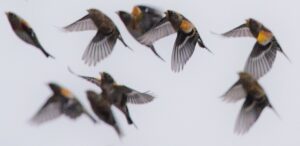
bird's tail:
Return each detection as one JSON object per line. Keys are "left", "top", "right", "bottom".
{"left": 148, "top": 44, "right": 165, "bottom": 62}
{"left": 197, "top": 39, "right": 213, "bottom": 54}
{"left": 118, "top": 35, "right": 133, "bottom": 51}
{"left": 125, "top": 113, "right": 138, "bottom": 128}
{"left": 113, "top": 124, "right": 124, "bottom": 138}
{"left": 268, "top": 103, "right": 281, "bottom": 120}
{"left": 274, "top": 38, "right": 291, "bottom": 62}
{"left": 41, "top": 48, "right": 55, "bottom": 59}
{"left": 280, "top": 50, "right": 291, "bottom": 63}
{"left": 123, "top": 107, "right": 138, "bottom": 129}
{"left": 84, "top": 111, "right": 97, "bottom": 123}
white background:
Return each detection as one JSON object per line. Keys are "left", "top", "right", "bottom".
{"left": 0, "top": 0, "right": 299, "bottom": 146}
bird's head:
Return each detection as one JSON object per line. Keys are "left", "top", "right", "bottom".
{"left": 116, "top": 10, "right": 132, "bottom": 25}
{"left": 99, "top": 72, "right": 115, "bottom": 85}
{"left": 48, "top": 83, "right": 61, "bottom": 94}
{"left": 5, "top": 11, "right": 14, "bottom": 17}
{"left": 165, "top": 10, "right": 182, "bottom": 21}
{"left": 5, "top": 11, "right": 22, "bottom": 24}
{"left": 87, "top": 8, "right": 100, "bottom": 15}
{"left": 245, "top": 18, "right": 261, "bottom": 28}
{"left": 48, "top": 82, "right": 74, "bottom": 99}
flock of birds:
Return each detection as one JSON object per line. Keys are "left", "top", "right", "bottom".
{"left": 4, "top": 4, "right": 290, "bottom": 137}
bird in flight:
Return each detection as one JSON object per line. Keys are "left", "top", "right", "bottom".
{"left": 221, "top": 18, "right": 290, "bottom": 79}
{"left": 86, "top": 90, "right": 123, "bottom": 137}
{"left": 31, "top": 83, "right": 97, "bottom": 124}
{"left": 117, "top": 5, "right": 165, "bottom": 61}
{"left": 222, "top": 72, "right": 280, "bottom": 134}
{"left": 6, "top": 12, "right": 54, "bottom": 58}
{"left": 138, "top": 10, "right": 211, "bottom": 72}
{"left": 63, "top": 8, "right": 131, "bottom": 66}
{"left": 68, "top": 68, "right": 155, "bottom": 127}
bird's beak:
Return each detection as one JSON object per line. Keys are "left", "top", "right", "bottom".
{"left": 115, "top": 11, "right": 120, "bottom": 15}
{"left": 5, "top": 12, "right": 9, "bottom": 16}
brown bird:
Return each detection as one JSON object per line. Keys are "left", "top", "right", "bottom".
{"left": 63, "top": 8, "right": 131, "bottom": 66}
{"left": 68, "top": 68, "right": 155, "bottom": 127}
{"left": 138, "top": 10, "right": 211, "bottom": 72}
{"left": 222, "top": 72, "right": 279, "bottom": 134}
{"left": 221, "top": 18, "right": 290, "bottom": 79}
{"left": 86, "top": 90, "right": 123, "bottom": 137}
{"left": 117, "top": 5, "right": 165, "bottom": 61}
{"left": 31, "top": 83, "right": 97, "bottom": 124}
{"left": 5, "top": 12, "right": 54, "bottom": 58}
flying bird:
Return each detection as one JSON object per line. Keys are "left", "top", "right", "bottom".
{"left": 138, "top": 10, "right": 211, "bottom": 72}
{"left": 5, "top": 12, "right": 54, "bottom": 58}
{"left": 31, "top": 83, "right": 97, "bottom": 124}
{"left": 86, "top": 90, "right": 123, "bottom": 137}
{"left": 63, "top": 8, "right": 131, "bottom": 66}
{"left": 117, "top": 5, "right": 165, "bottom": 61}
{"left": 222, "top": 72, "right": 279, "bottom": 134}
{"left": 68, "top": 68, "right": 155, "bottom": 127}
{"left": 221, "top": 18, "right": 290, "bottom": 79}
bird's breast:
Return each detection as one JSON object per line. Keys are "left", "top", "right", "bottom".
{"left": 257, "top": 30, "right": 273, "bottom": 45}
{"left": 180, "top": 20, "right": 194, "bottom": 33}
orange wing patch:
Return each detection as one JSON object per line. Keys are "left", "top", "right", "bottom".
{"left": 132, "top": 6, "right": 142, "bottom": 18}
{"left": 180, "top": 20, "right": 193, "bottom": 33}
{"left": 257, "top": 30, "right": 273, "bottom": 45}
{"left": 19, "top": 17, "right": 30, "bottom": 27}
{"left": 60, "top": 88, "right": 73, "bottom": 98}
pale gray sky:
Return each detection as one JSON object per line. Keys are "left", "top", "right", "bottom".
{"left": 0, "top": 0, "right": 299, "bottom": 146}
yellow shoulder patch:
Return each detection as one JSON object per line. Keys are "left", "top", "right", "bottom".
{"left": 180, "top": 20, "right": 193, "bottom": 33}
{"left": 257, "top": 30, "right": 273, "bottom": 45}
{"left": 132, "top": 6, "right": 142, "bottom": 18}
{"left": 19, "top": 16, "right": 29, "bottom": 27}
{"left": 60, "top": 88, "right": 73, "bottom": 98}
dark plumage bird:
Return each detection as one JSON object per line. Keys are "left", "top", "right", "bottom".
{"left": 63, "top": 8, "right": 131, "bottom": 66}
{"left": 138, "top": 10, "right": 211, "bottom": 72}
{"left": 117, "top": 5, "right": 165, "bottom": 61}
{"left": 5, "top": 12, "right": 54, "bottom": 58}
{"left": 68, "top": 68, "right": 155, "bottom": 127}
{"left": 221, "top": 18, "right": 290, "bottom": 79}
{"left": 31, "top": 83, "right": 97, "bottom": 124}
{"left": 86, "top": 90, "right": 123, "bottom": 137}
{"left": 222, "top": 72, "right": 279, "bottom": 134}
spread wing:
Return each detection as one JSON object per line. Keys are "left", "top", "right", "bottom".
{"left": 64, "top": 14, "right": 97, "bottom": 32}
{"left": 137, "top": 17, "right": 176, "bottom": 45}
{"left": 235, "top": 95, "right": 268, "bottom": 134}
{"left": 118, "top": 85, "right": 155, "bottom": 104}
{"left": 171, "top": 30, "right": 198, "bottom": 72}
{"left": 31, "top": 96, "right": 63, "bottom": 124}
{"left": 244, "top": 41, "right": 277, "bottom": 79}
{"left": 82, "top": 31, "right": 118, "bottom": 66}
{"left": 222, "top": 80, "right": 246, "bottom": 103}
{"left": 222, "top": 23, "right": 253, "bottom": 38}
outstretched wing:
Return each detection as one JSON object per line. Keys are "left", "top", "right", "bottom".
{"left": 222, "top": 23, "right": 253, "bottom": 38}
{"left": 68, "top": 67, "right": 102, "bottom": 87}
{"left": 118, "top": 85, "right": 155, "bottom": 104}
{"left": 244, "top": 41, "right": 277, "bottom": 79}
{"left": 82, "top": 31, "right": 118, "bottom": 66}
{"left": 171, "top": 30, "right": 198, "bottom": 72}
{"left": 137, "top": 17, "right": 176, "bottom": 45}
{"left": 63, "top": 14, "right": 97, "bottom": 32}
{"left": 222, "top": 80, "right": 246, "bottom": 103}
{"left": 31, "top": 96, "right": 63, "bottom": 124}
{"left": 234, "top": 95, "right": 268, "bottom": 135}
